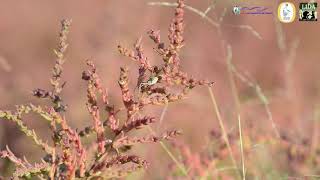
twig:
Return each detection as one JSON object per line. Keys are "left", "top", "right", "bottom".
{"left": 148, "top": 1, "right": 262, "bottom": 40}
{"left": 226, "top": 44, "right": 245, "bottom": 179}
{"left": 147, "top": 104, "right": 187, "bottom": 176}
{"left": 157, "top": 103, "right": 169, "bottom": 132}
{"left": 207, "top": 87, "right": 240, "bottom": 178}
{"left": 238, "top": 115, "right": 246, "bottom": 180}
{"left": 147, "top": 125, "right": 189, "bottom": 177}
{"left": 228, "top": 61, "right": 280, "bottom": 139}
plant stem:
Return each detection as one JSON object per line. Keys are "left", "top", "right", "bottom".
{"left": 238, "top": 115, "right": 246, "bottom": 180}
{"left": 207, "top": 87, "right": 241, "bottom": 179}
{"left": 147, "top": 125, "right": 189, "bottom": 177}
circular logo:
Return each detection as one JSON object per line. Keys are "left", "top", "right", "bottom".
{"left": 233, "top": 6, "right": 241, "bottom": 15}
{"left": 278, "top": 2, "right": 296, "bottom": 23}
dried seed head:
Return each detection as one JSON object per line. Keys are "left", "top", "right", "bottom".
{"left": 162, "top": 130, "right": 182, "bottom": 140}
{"left": 82, "top": 71, "right": 91, "bottom": 81}
{"left": 148, "top": 29, "right": 161, "bottom": 44}
{"left": 33, "top": 88, "right": 49, "bottom": 98}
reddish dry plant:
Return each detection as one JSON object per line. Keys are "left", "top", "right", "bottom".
{"left": 165, "top": 129, "right": 240, "bottom": 179}
{"left": 0, "top": 0, "right": 212, "bottom": 179}
{"left": 165, "top": 122, "right": 320, "bottom": 179}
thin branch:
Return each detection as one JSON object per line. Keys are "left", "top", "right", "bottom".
{"left": 157, "top": 103, "right": 169, "bottom": 132}
{"left": 238, "top": 115, "right": 246, "bottom": 180}
{"left": 148, "top": 1, "right": 262, "bottom": 40}
{"left": 227, "top": 60, "right": 280, "bottom": 139}
{"left": 147, "top": 125, "right": 189, "bottom": 177}
{"left": 207, "top": 87, "right": 241, "bottom": 178}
